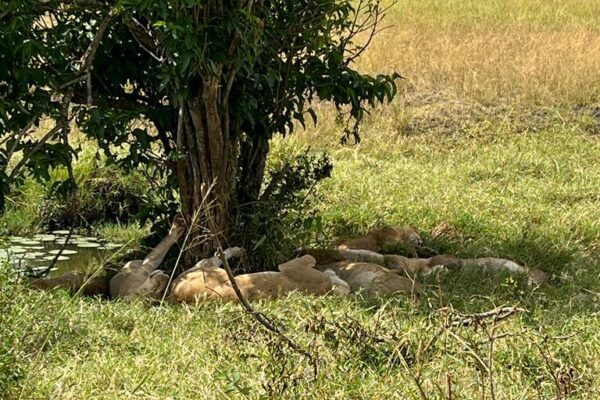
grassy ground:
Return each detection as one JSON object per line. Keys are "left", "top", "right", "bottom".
{"left": 2, "top": 0, "right": 600, "bottom": 398}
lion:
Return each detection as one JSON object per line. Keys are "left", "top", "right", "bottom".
{"left": 168, "top": 253, "right": 349, "bottom": 303}
{"left": 316, "top": 261, "right": 419, "bottom": 296}
{"left": 25, "top": 218, "right": 351, "bottom": 302}
{"left": 27, "top": 220, "right": 548, "bottom": 302}
{"left": 303, "top": 248, "right": 547, "bottom": 285}
{"left": 109, "top": 215, "right": 186, "bottom": 300}
{"left": 385, "top": 254, "right": 547, "bottom": 284}
{"left": 28, "top": 271, "right": 110, "bottom": 297}
{"left": 336, "top": 226, "right": 422, "bottom": 253}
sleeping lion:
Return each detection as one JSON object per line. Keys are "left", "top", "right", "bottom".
{"left": 27, "top": 222, "right": 545, "bottom": 302}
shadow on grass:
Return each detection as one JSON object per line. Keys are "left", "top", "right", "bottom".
{"left": 326, "top": 217, "right": 599, "bottom": 317}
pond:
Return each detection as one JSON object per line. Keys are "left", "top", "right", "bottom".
{"left": 1, "top": 231, "right": 124, "bottom": 278}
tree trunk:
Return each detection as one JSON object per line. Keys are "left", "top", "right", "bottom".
{"left": 237, "top": 136, "right": 269, "bottom": 207}
{"left": 176, "top": 77, "right": 239, "bottom": 262}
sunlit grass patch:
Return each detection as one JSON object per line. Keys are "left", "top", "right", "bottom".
{"left": 94, "top": 221, "right": 151, "bottom": 250}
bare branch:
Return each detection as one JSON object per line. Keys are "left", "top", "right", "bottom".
{"left": 58, "top": 74, "right": 88, "bottom": 90}
{"left": 217, "top": 247, "right": 281, "bottom": 332}
{"left": 217, "top": 248, "right": 319, "bottom": 378}
{"left": 448, "top": 306, "right": 525, "bottom": 328}
{"left": 80, "top": 11, "right": 117, "bottom": 73}
{"left": 2, "top": 116, "right": 37, "bottom": 170}
{"left": 258, "top": 162, "right": 291, "bottom": 203}
{"left": 125, "top": 17, "right": 164, "bottom": 62}
{"left": 346, "top": 2, "right": 383, "bottom": 64}
{"left": 8, "top": 125, "right": 61, "bottom": 180}
{"left": 41, "top": 226, "right": 75, "bottom": 276}
{"left": 0, "top": 9, "right": 11, "bottom": 20}
{"left": 59, "top": 9, "right": 117, "bottom": 90}
{"left": 86, "top": 72, "right": 93, "bottom": 105}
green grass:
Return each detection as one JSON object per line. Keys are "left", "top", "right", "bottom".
{"left": 274, "top": 103, "right": 600, "bottom": 279}
{"left": 94, "top": 221, "right": 152, "bottom": 249}
{"left": 0, "top": 178, "right": 47, "bottom": 236}
{"left": 3, "top": 104, "right": 599, "bottom": 398}
{"left": 0, "top": 146, "right": 156, "bottom": 238}
{"left": 3, "top": 264, "right": 600, "bottom": 399}
{"left": 2, "top": 0, "right": 600, "bottom": 398}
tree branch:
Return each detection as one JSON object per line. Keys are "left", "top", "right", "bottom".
{"left": 216, "top": 247, "right": 319, "bottom": 378}
{"left": 9, "top": 9, "right": 118, "bottom": 180}
{"left": 258, "top": 162, "right": 290, "bottom": 203}
{"left": 8, "top": 125, "right": 61, "bottom": 180}
{"left": 2, "top": 116, "right": 37, "bottom": 170}
{"left": 59, "top": 9, "right": 117, "bottom": 90}
{"left": 448, "top": 306, "right": 525, "bottom": 328}
{"left": 125, "top": 17, "right": 164, "bottom": 62}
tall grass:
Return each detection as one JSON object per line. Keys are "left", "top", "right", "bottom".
{"left": 360, "top": 0, "right": 600, "bottom": 104}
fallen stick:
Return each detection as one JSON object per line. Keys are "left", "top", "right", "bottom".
{"left": 448, "top": 306, "right": 526, "bottom": 328}
{"left": 216, "top": 247, "right": 319, "bottom": 378}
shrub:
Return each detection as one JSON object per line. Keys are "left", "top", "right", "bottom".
{"left": 232, "top": 150, "right": 333, "bottom": 271}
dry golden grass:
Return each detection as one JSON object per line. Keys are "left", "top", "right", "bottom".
{"left": 356, "top": 0, "right": 600, "bottom": 105}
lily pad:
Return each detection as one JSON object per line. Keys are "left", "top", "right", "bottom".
{"left": 30, "top": 266, "right": 58, "bottom": 272}
{"left": 49, "top": 249, "right": 78, "bottom": 255}
{"left": 8, "top": 247, "right": 27, "bottom": 254}
{"left": 77, "top": 242, "right": 101, "bottom": 248}
{"left": 43, "top": 255, "right": 70, "bottom": 261}
{"left": 52, "top": 230, "right": 72, "bottom": 235}
{"left": 34, "top": 234, "right": 57, "bottom": 242}
{"left": 77, "top": 237, "right": 99, "bottom": 242}
{"left": 14, "top": 240, "right": 42, "bottom": 246}
{"left": 103, "top": 243, "right": 124, "bottom": 250}
{"left": 25, "top": 252, "right": 46, "bottom": 258}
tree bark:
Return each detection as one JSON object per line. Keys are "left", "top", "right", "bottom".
{"left": 176, "top": 79, "right": 239, "bottom": 262}
{"left": 237, "top": 136, "right": 269, "bottom": 207}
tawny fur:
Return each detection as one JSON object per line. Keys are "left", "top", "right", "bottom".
{"left": 29, "top": 223, "right": 547, "bottom": 304}
{"left": 336, "top": 226, "right": 422, "bottom": 252}
{"left": 323, "top": 269, "right": 351, "bottom": 295}
{"left": 301, "top": 248, "right": 386, "bottom": 265}
{"left": 28, "top": 271, "right": 110, "bottom": 297}
{"left": 109, "top": 215, "right": 185, "bottom": 300}
{"left": 384, "top": 254, "right": 462, "bottom": 276}
{"left": 307, "top": 246, "right": 547, "bottom": 285}
{"left": 317, "top": 261, "right": 419, "bottom": 296}
{"left": 168, "top": 255, "right": 337, "bottom": 303}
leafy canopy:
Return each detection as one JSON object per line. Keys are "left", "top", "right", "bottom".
{"left": 0, "top": 0, "right": 399, "bottom": 211}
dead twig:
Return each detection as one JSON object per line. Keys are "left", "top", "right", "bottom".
{"left": 449, "top": 306, "right": 526, "bottom": 328}
{"left": 258, "top": 162, "right": 291, "bottom": 203}
{"left": 8, "top": 125, "right": 61, "bottom": 180}
{"left": 217, "top": 248, "right": 319, "bottom": 379}
{"left": 534, "top": 341, "right": 562, "bottom": 399}
{"left": 40, "top": 226, "right": 75, "bottom": 277}
{"left": 486, "top": 317, "right": 498, "bottom": 400}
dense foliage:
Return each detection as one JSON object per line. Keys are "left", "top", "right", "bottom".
{"left": 0, "top": 0, "right": 398, "bottom": 257}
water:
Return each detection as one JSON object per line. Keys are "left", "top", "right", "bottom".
{"left": 1, "top": 231, "right": 123, "bottom": 277}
